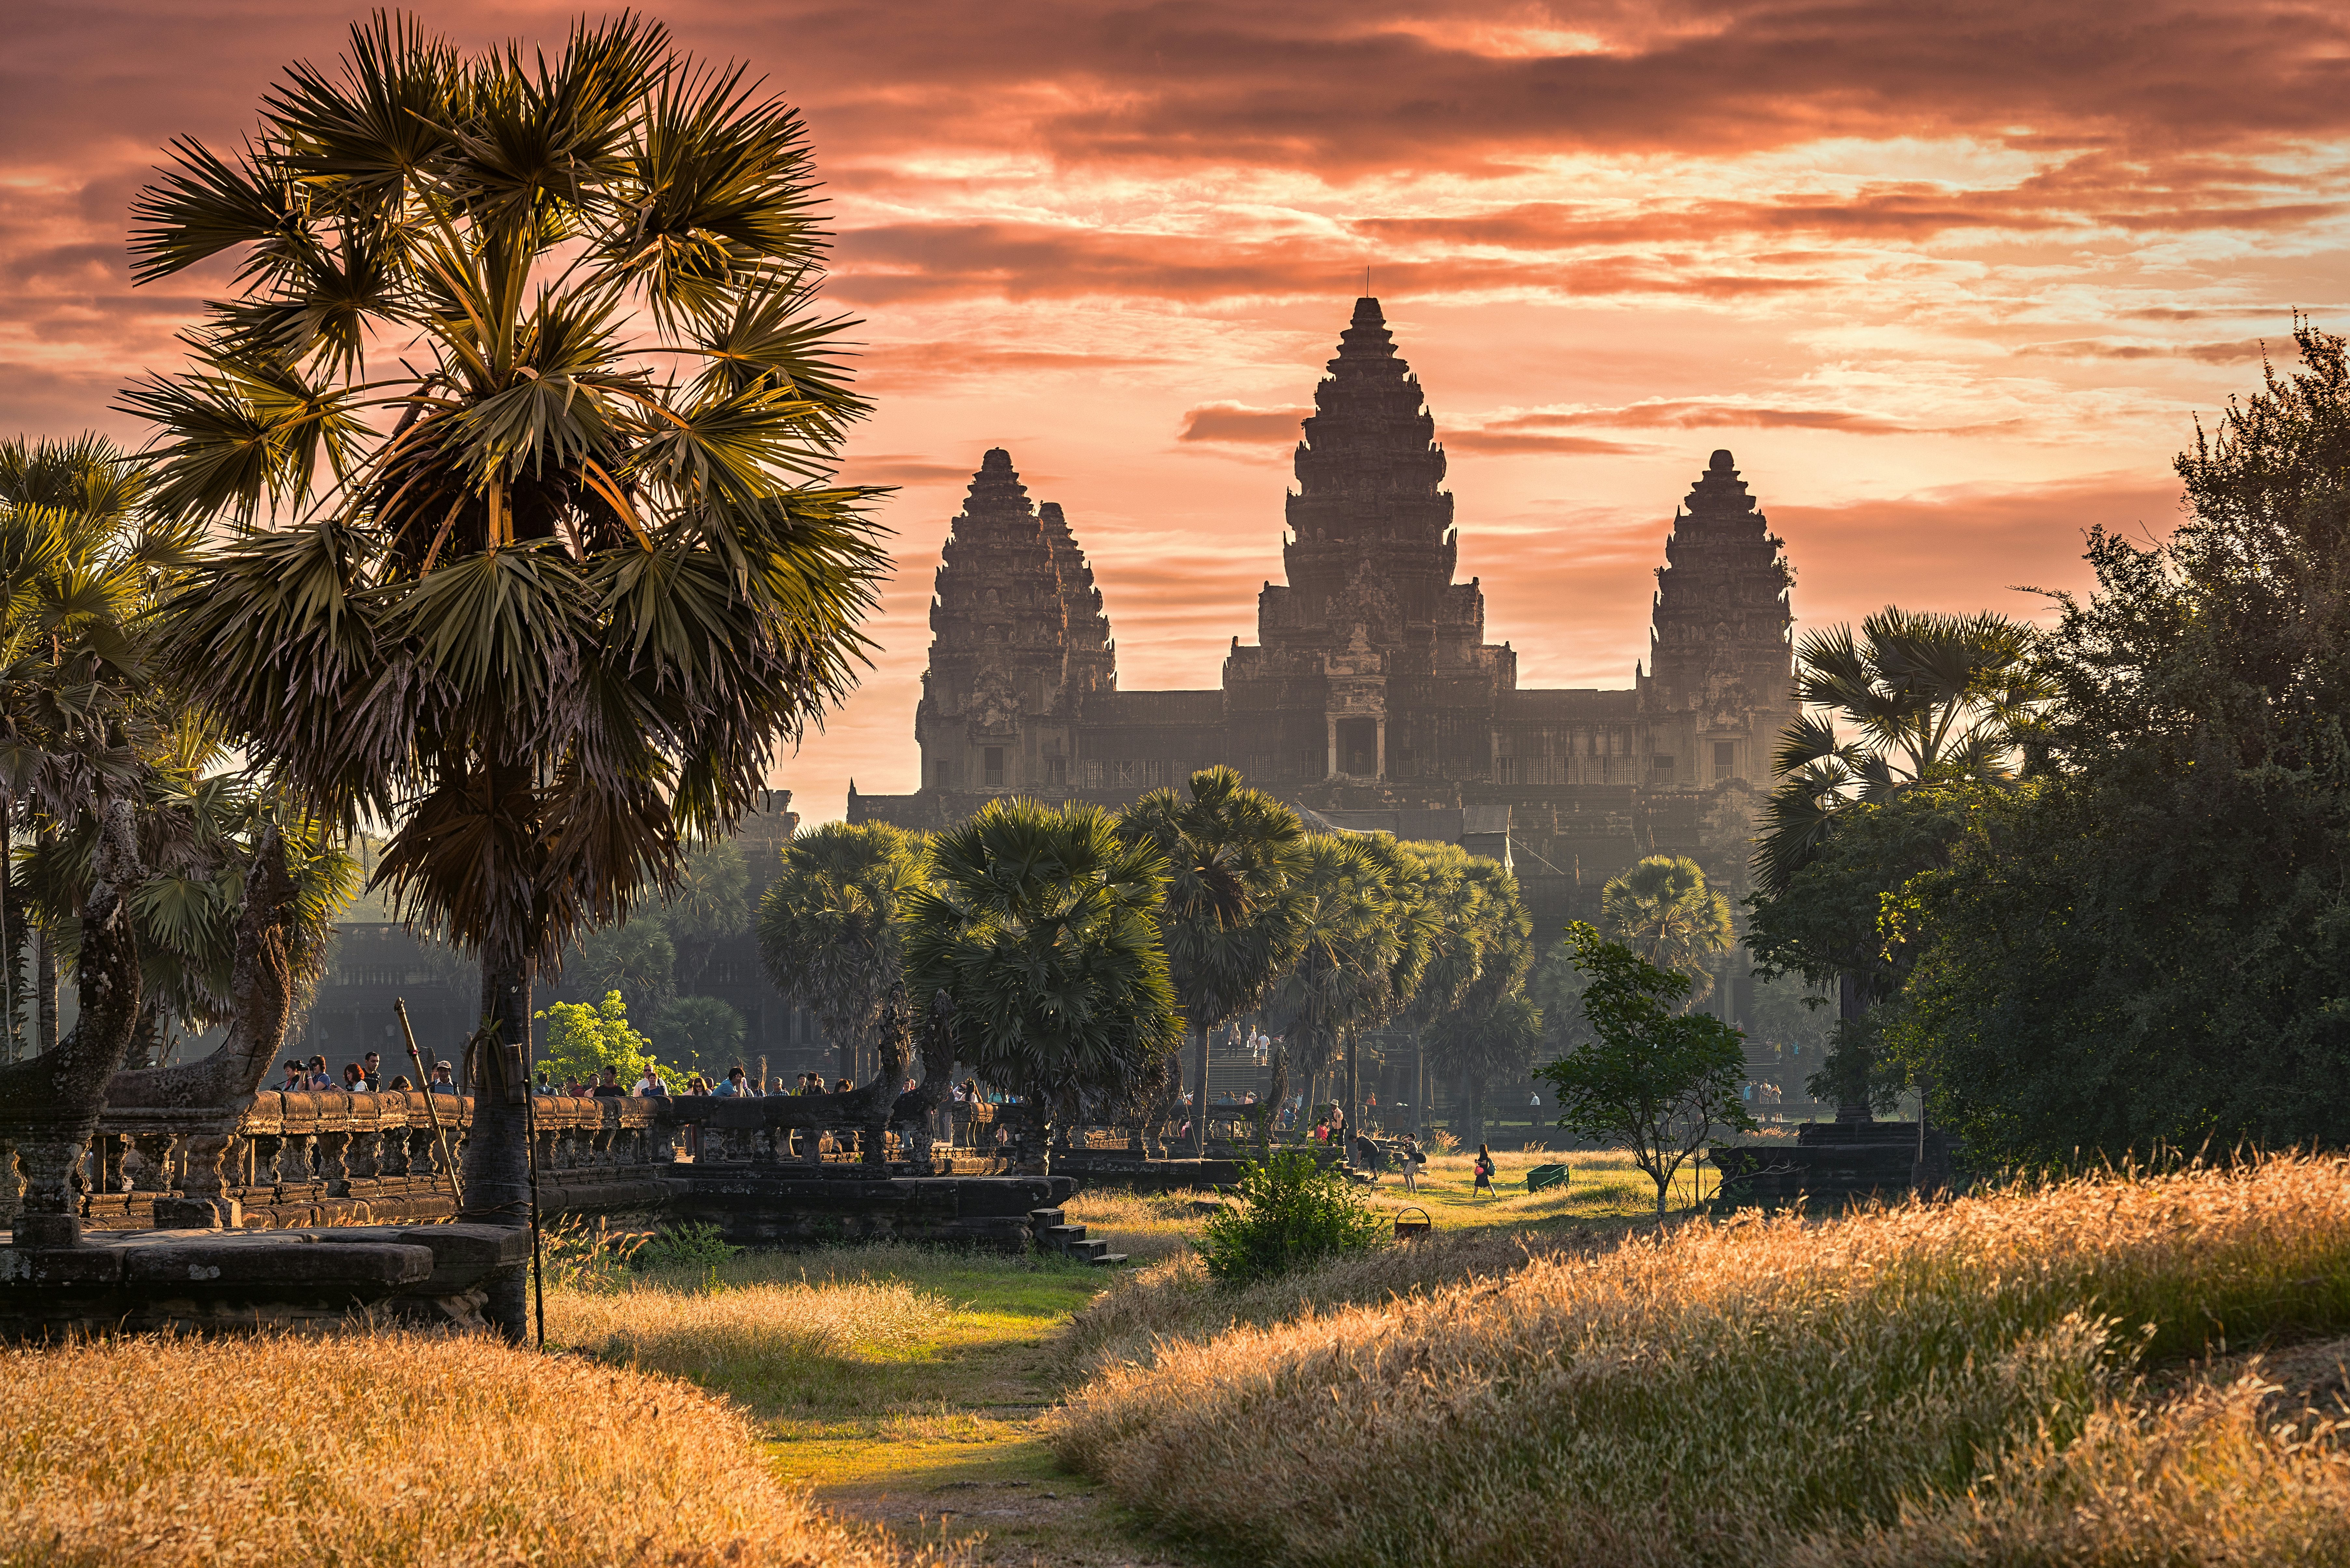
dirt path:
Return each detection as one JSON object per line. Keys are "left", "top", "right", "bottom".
{"left": 769, "top": 1325, "right": 1191, "bottom": 1567}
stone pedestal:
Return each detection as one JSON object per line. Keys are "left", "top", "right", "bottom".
{"left": 1709, "top": 1120, "right": 1961, "bottom": 1211}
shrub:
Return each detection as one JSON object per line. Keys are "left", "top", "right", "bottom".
{"left": 637, "top": 1222, "right": 740, "bottom": 1273}
{"left": 1195, "top": 1151, "right": 1386, "bottom": 1286}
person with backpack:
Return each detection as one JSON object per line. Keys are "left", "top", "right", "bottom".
{"left": 1473, "top": 1143, "right": 1497, "bottom": 1198}
{"left": 1399, "top": 1135, "right": 1426, "bottom": 1194}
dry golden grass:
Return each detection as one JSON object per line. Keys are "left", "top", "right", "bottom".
{"left": 1047, "top": 1155, "right": 2350, "bottom": 1568}
{"left": 1790, "top": 1350, "right": 2350, "bottom": 1567}
{"left": 1060, "top": 1188, "right": 1203, "bottom": 1263}
{"left": 0, "top": 1330, "right": 943, "bottom": 1568}
{"left": 1061, "top": 1225, "right": 1589, "bottom": 1385}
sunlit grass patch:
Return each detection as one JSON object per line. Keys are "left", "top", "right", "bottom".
{"left": 0, "top": 1329, "right": 930, "bottom": 1568}
{"left": 1062, "top": 1187, "right": 1204, "bottom": 1262}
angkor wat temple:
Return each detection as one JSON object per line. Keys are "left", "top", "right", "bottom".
{"left": 849, "top": 298, "right": 1799, "bottom": 943}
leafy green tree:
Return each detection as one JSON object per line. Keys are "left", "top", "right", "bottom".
{"left": 1600, "top": 855, "right": 1732, "bottom": 1007}
{"left": 136, "top": 16, "right": 888, "bottom": 1332}
{"left": 534, "top": 990, "right": 674, "bottom": 1089}
{"left": 757, "top": 819, "right": 926, "bottom": 1084}
{"left": 1750, "top": 608, "right": 2050, "bottom": 1117}
{"left": 1887, "top": 322, "right": 2350, "bottom": 1163}
{"left": 1117, "top": 765, "right": 1306, "bottom": 1157}
{"left": 1540, "top": 923, "right": 1755, "bottom": 1218}
{"left": 649, "top": 993, "right": 744, "bottom": 1080}
{"left": 905, "top": 797, "right": 1179, "bottom": 1172}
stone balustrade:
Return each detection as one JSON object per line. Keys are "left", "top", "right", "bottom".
{"left": 66, "top": 1090, "right": 675, "bottom": 1232}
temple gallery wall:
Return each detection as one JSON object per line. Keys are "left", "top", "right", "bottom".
{"left": 852, "top": 296, "right": 1801, "bottom": 957}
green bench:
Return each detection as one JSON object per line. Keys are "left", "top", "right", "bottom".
{"left": 1526, "top": 1163, "right": 1571, "bottom": 1194}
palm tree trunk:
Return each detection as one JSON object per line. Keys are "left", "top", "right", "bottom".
{"left": 0, "top": 809, "right": 14, "bottom": 1064}
{"left": 1835, "top": 969, "right": 1871, "bottom": 1124}
{"left": 465, "top": 937, "right": 536, "bottom": 1342}
{"left": 35, "top": 926, "right": 56, "bottom": 1057}
{"left": 1190, "top": 1019, "right": 1209, "bottom": 1159}
{"left": 1343, "top": 1028, "right": 1358, "bottom": 1158}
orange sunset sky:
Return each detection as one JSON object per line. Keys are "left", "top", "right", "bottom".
{"left": 5, "top": 0, "right": 2346, "bottom": 820}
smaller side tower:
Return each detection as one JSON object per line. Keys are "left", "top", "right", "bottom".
{"left": 913, "top": 450, "right": 1110, "bottom": 799}
{"left": 1638, "top": 449, "right": 1796, "bottom": 791}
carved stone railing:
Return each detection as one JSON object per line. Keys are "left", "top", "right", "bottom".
{"left": 66, "top": 1090, "right": 677, "bottom": 1232}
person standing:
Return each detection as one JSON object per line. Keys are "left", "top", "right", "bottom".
{"left": 361, "top": 1051, "right": 383, "bottom": 1091}
{"left": 1400, "top": 1135, "right": 1424, "bottom": 1194}
{"left": 1472, "top": 1143, "right": 1497, "bottom": 1198}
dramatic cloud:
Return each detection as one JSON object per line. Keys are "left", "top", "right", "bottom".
{"left": 1177, "top": 403, "right": 1313, "bottom": 444}
{"left": 0, "top": 0, "right": 2338, "bottom": 819}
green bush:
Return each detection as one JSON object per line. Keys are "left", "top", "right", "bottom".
{"left": 635, "top": 1222, "right": 741, "bottom": 1273}
{"left": 1197, "top": 1152, "right": 1386, "bottom": 1286}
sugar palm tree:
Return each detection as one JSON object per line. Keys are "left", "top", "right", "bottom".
{"left": 1601, "top": 855, "right": 1733, "bottom": 1008}
{"left": 0, "top": 434, "right": 197, "bottom": 1059}
{"left": 905, "top": 797, "right": 1179, "bottom": 1172}
{"left": 757, "top": 820, "right": 927, "bottom": 1084}
{"left": 1756, "top": 608, "right": 2051, "bottom": 895}
{"left": 1421, "top": 853, "right": 1534, "bottom": 1146}
{"left": 1753, "top": 607, "right": 2051, "bottom": 1119}
{"left": 1339, "top": 833, "right": 1435, "bottom": 1133}
{"left": 1116, "top": 766, "right": 1307, "bottom": 1157}
{"left": 1262, "top": 832, "right": 1398, "bottom": 1151}
{"left": 133, "top": 16, "right": 887, "bottom": 1334}
{"left": 1396, "top": 842, "right": 1488, "bottom": 1139}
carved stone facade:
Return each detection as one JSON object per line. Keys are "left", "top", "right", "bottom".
{"left": 851, "top": 297, "right": 1799, "bottom": 938}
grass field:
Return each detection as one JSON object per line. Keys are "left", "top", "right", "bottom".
{"left": 20, "top": 1149, "right": 2343, "bottom": 1567}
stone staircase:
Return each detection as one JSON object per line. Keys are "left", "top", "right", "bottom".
{"left": 1028, "top": 1207, "right": 1126, "bottom": 1266}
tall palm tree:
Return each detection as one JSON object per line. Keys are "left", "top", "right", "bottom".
{"left": 1116, "top": 766, "right": 1306, "bottom": 1158}
{"left": 1600, "top": 855, "right": 1732, "bottom": 1008}
{"left": 757, "top": 820, "right": 926, "bottom": 1084}
{"left": 0, "top": 434, "right": 196, "bottom": 1059}
{"left": 905, "top": 797, "right": 1179, "bottom": 1172}
{"left": 1421, "top": 853, "right": 1534, "bottom": 1146}
{"left": 20, "top": 773, "right": 355, "bottom": 1069}
{"left": 1344, "top": 833, "right": 1435, "bottom": 1134}
{"left": 1262, "top": 832, "right": 1397, "bottom": 1151}
{"left": 1398, "top": 842, "right": 1488, "bottom": 1139}
{"left": 1756, "top": 608, "right": 2051, "bottom": 895}
{"left": 134, "top": 17, "right": 888, "bottom": 1335}
{"left": 1753, "top": 607, "right": 2052, "bottom": 1119}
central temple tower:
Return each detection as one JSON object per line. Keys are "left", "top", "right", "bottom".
{"left": 1224, "top": 297, "right": 1513, "bottom": 789}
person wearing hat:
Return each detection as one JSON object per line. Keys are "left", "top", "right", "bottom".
{"left": 429, "top": 1061, "right": 458, "bottom": 1094}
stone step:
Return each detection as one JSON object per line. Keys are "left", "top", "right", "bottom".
{"left": 1063, "top": 1237, "right": 1110, "bottom": 1261}
{"left": 1087, "top": 1252, "right": 1128, "bottom": 1267}
{"left": 1028, "top": 1208, "right": 1065, "bottom": 1228}
{"left": 1041, "top": 1224, "right": 1089, "bottom": 1245}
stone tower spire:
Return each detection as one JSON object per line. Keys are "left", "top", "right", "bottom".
{"left": 914, "top": 449, "right": 1101, "bottom": 796}
{"left": 1642, "top": 449, "right": 1796, "bottom": 787}
{"left": 1039, "top": 501, "right": 1114, "bottom": 698}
